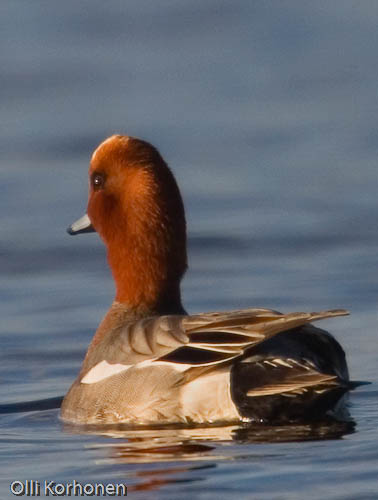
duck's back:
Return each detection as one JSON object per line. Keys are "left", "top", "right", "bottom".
{"left": 61, "top": 307, "right": 352, "bottom": 425}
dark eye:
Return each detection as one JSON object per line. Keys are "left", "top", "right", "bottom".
{"left": 92, "top": 173, "right": 105, "bottom": 191}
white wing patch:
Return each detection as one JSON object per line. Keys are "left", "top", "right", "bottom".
{"left": 135, "top": 360, "right": 192, "bottom": 372}
{"left": 80, "top": 359, "right": 192, "bottom": 384}
{"left": 81, "top": 360, "right": 131, "bottom": 384}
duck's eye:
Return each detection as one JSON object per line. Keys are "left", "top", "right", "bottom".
{"left": 92, "top": 173, "right": 105, "bottom": 191}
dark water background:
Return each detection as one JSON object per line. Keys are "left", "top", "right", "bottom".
{"left": 1, "top": 1, "right": 377, "bottom": 498}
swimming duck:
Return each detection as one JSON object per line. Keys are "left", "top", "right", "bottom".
{"left": 61, "top": 135, "right": 352, "bottom": 425}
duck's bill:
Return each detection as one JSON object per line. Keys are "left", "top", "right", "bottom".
{"left": 67, "top": 213, "right": 95, "bottom": 235}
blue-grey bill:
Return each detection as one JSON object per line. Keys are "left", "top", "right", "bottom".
{"left": 67, "top": 213, "right": 95, "bottom": 235}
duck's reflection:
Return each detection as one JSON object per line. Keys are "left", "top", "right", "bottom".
{"left": 233, "top": 419, "right": 355, "bottom": 443}
{"left": 64, "top": 423, "right": 237, "bottom": 463}
{"left": 62, "top": 418, "right": 355, "bottom": 492}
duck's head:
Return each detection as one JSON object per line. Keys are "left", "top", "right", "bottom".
{"left": 68, "top": 135, "right": 187, "bottom": 314}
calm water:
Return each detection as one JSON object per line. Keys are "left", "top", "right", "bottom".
{"left": 1, "top": 1, "right": 378, "bottom": 498}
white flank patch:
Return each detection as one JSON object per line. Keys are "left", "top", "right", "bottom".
{"left": 180, "top": 371, "right": 240, "bottom": 422}
{"left": 81, "top": 360, "right": 131, "bottom": 384}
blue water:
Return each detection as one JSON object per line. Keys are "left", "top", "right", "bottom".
{"left": 1, "top": 1, "right": 377, "bottom": 498}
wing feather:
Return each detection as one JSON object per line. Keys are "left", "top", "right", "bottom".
{"left": 246, "top": 372, "right": 339, "bottom": 397}
{"left": 96, "top": 308, "right": 348, "bottom": 369}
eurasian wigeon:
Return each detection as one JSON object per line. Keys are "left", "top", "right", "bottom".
{"left": 61, "top": 135, "right": 352, "bottom": 425}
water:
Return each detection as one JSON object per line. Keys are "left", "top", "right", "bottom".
{"left": 1, "top": 1, "right": 377, "bottom": 498}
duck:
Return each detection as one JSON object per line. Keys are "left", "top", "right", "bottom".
{"left": 61, "top": 134, "right": 353, "bottom": 425}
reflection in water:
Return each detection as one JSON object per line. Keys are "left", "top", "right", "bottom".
{"left": 128, "top": 464, "right": 215, "bottom": 493}
{"left": 1, "top": 396, "right": 356, "bottom": 494}
{"left": 64, "top": 418, "right": 356, "bottom": 457}
{"left": 64, "top": 423, "right": 237, "bottom": 463}
{"left": 62, "top": 419, "right": 355, "bottom": 492}
{"left": 1, "top": 397, "right": 356, "bottom": 493}
{"left": 233, "top": 419, "right": 356, "bottom": 443}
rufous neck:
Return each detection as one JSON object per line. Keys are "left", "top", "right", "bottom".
{"left": 106, "top": 233, "right": 186, "bottom": 315}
